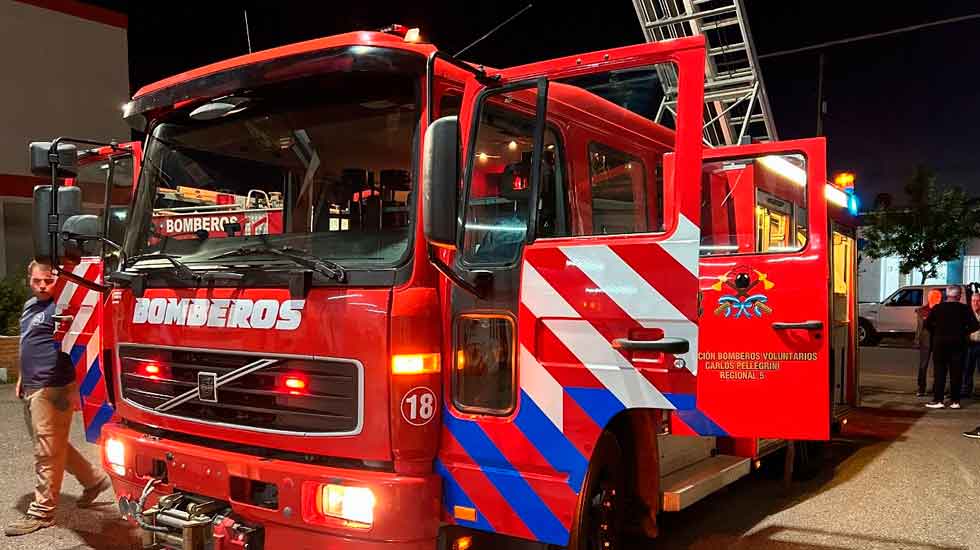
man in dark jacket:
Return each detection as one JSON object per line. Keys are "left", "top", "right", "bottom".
{"left": 924, "top": 285, "right": 980, "bottom": 409}
{"left": 5, "top": 261, "right": 110, "bottom": 537}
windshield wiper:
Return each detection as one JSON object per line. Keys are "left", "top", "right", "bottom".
{"left": 124, "top": 252, "right": 198, "bottom": 281}
{"left": 209, "top": 245, "right": 346, "bottom": 282}
{"left": 121, "top": 252, "right": 245, "bottom": 284}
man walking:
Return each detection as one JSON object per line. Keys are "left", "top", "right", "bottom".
{"left": 924, "top": 285, "right": 980, "bottom": 410}
{"left": 963, "top": 292, "right": 980, "bottom": 399}
{"left": 5, "top": 261, "right": 110, "bottom": 537}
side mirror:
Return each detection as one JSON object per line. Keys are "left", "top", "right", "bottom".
{"left": 33, "top": 185, "right": 81, "bottom": 260}
{"left": 29, "top": 142, "right": 78, "bottom": 178}
{"left": 61, "top": 214, "right": 102, "bottom": 262}
{"left": 422, "top": 116, "right": 460, "bottom": 249}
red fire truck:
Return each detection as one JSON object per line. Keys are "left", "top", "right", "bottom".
{"left": 29, "top": 25, "right": 858, "bottom": 550}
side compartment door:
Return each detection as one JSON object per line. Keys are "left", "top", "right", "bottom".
{"left": 697, "top": 138, "right": 831, "bottom": 440}
{"left": 436, "top": 38, "right": 705, "bottom": 545}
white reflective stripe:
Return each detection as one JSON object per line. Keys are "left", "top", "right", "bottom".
{"left": 61, "top": 289, "right": 100, "bottom": 352}
{"left": 639, "top": 319, "right": 699, "bottom": 375}
{"left": 84, "top": 325, "right": 101, "bottom": 376}
{"left": 560, "top": 245, "right": 688, "bottom": 322}
{"left": 521, "top": 262, "right": 580, "bottom": 319}
{"left": 519, "top": 345, "right": 564, "bottom": 431}
{"left": 659, "top": 213, "right": 700, "bottom": 277}
{"left": 543, "top": 319, "right": 676, "bottom": 410}
{"left": 55, "top": 261, "right": 99, "bottom": 313}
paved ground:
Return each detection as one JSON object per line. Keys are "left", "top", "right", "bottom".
{"left": 651, "top": 344, "right": 980, "bottom": 550}
{"left": 0, "top": 387, "right": 139, "bottom": 549}
{"left": 0, "top": 345, "right": 977, "bottom": 549}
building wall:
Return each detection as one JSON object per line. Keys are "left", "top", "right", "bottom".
{"left": 0, "top": 1, "right": 129, "bottom": 277}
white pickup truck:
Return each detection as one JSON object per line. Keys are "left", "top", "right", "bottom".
{"left": 858, "top": 284, "right": 967, "bottom": 345}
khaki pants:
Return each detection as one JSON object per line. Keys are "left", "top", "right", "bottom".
{"left": 21, "top": 384, "right": 104, "bottom": 520}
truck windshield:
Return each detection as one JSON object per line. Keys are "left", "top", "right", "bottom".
{"left": 124, "top": 53, "right": 422, "bottom": 271}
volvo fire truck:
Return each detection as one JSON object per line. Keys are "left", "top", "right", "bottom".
{"left": 29, "top": 24, "right": 858, "bottom": 550}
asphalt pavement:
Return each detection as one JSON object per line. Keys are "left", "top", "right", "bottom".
{"left": 0, "top": 345, "right": 977, "bottom": 549}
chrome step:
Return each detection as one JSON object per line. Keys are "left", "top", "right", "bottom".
{"left": 661, "top": 454, "right": 751, "bottom": 512}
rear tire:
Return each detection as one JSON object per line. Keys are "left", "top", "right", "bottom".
{"left": 569, "top": 431, "right": 626, "bottom": 550}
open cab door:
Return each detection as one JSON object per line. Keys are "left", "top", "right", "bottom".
{"left": 55, "top": 141, "right": 140, "bottom": 442}
{"left": 426, "top": 38, "right": 705, "bottom": 545}
{"left": 697, "top": 138, "right": 831, "bottom": 440}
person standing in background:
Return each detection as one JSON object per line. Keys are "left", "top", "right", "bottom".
{"left": 924, "top": 286, "right": 980, "bottom": 409}
{"left": 963, "top": 292, "right": 980, "bottom": 399}
{"left": 915, "top": 289, "right": 943, "bottom": 397}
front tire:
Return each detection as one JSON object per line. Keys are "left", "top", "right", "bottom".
{"left": 569, "top": 431, "right": 627, "bottom": 550}
{"left": 858, "top": 319, "right": 878, "bottom": 346}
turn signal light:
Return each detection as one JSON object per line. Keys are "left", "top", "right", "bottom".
{"left": 392, "top": 353, "right": 440, "bottom": 375}
{"left": 105, "top": 437, "right": 126, "bottom": 476}
{"left": 316, "top": 484, "right": 375, "bottom": 527}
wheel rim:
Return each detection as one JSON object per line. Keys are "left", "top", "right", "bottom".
{"left": 858, "top": 325, "right": 867, "bottom": 343}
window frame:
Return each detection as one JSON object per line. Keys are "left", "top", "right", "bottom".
{"left": 697, "top": 150, "right": 812, "bottom": 257}
{"left": 887, "top": 288, "right": 922, "bottom": 307}
{"left": 458, "top": 79, "right": 548, "bottom": 269}
{"left": 585, "top": 140, "right": 656, "bottom": 237}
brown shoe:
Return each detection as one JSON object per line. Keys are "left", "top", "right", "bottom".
{"left": 4, "top": 516, "right": 54, "bottom": 536}
{"left": 77, "top": 476, "right": 112, "bottom": 508}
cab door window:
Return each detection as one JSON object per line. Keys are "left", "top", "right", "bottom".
{"left": 461, "top": 89, "right": 565, "bottom": 264}
{"left": 700, "top": 153, "right": 808, "bottom": 255}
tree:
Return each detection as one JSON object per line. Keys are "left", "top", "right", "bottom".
{"left": 862, "top": 166, "right": 980, "bottom": 284}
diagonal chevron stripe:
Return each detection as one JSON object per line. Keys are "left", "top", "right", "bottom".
{"left": 542, "top": 319, "right": 676, "bottom": 411}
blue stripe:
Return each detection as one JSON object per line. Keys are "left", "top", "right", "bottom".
{"left": 444, "top": 414, "right": 569, "bottom": 545}
{"left": 663, "top": 392, "right": 696, "bottom": 410}
{"left": 565, "top": 387, "right": 625, "bottom": 430}
{"left": 84, "top": 402, "right": 114, "bottom": 443}
{"left": 78, "top": 357, "right": 102, "bottom": 398}
{"left": 514, "top": 391, "right": 589, "bottom": 492}
{"left": 69, "top": 344, "right": 86, "bottom": 370}
{"left": 435, "top": 459, "right": 494, "bottom": 532}
{"left": 675, "top": 409, "right": 728, "bottom": 436}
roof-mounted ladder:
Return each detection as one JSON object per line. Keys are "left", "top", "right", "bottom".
{"left": 632, "top": 0, "right": 778, "bottom": 147}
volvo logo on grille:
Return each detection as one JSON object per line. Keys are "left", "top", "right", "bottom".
{"left": 197, "top": 372, "right": 218, "bottom": 403}
{"left": 154, "top": 358, "right": 279, "bottom": 413}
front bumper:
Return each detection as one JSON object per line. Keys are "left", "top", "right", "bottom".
{"left": 102, "top": 422, "right": 440, "bottom": 549}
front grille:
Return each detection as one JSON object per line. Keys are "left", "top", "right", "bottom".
{"left": 119, "top": 345, "right": 360, "bottom": 434}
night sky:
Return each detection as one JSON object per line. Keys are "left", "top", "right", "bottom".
{"left": 90, "top": 1, "right": 980, "bottom": 208}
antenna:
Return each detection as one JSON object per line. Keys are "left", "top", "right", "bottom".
{"left": 453, "top": 3, "right": 533, "bottom": 58}
{"left": 244, "top": 9, "right": 253, "bottom": 54}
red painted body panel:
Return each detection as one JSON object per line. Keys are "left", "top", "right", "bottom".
{"left": 697, "top": 139, "right": 833, "bottom": 440}
{"left": 112, "top": 285, "right": 394, "bottom": 460}
{"left": 102, "top": 423, "right": 440, "bottom": 548}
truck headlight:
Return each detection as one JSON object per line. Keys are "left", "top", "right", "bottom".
{"left": 316, "top": 484, "right": 375, "bottom": 527}
{"left": 105, "top": 437, "right": 126, "bottom": 476}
